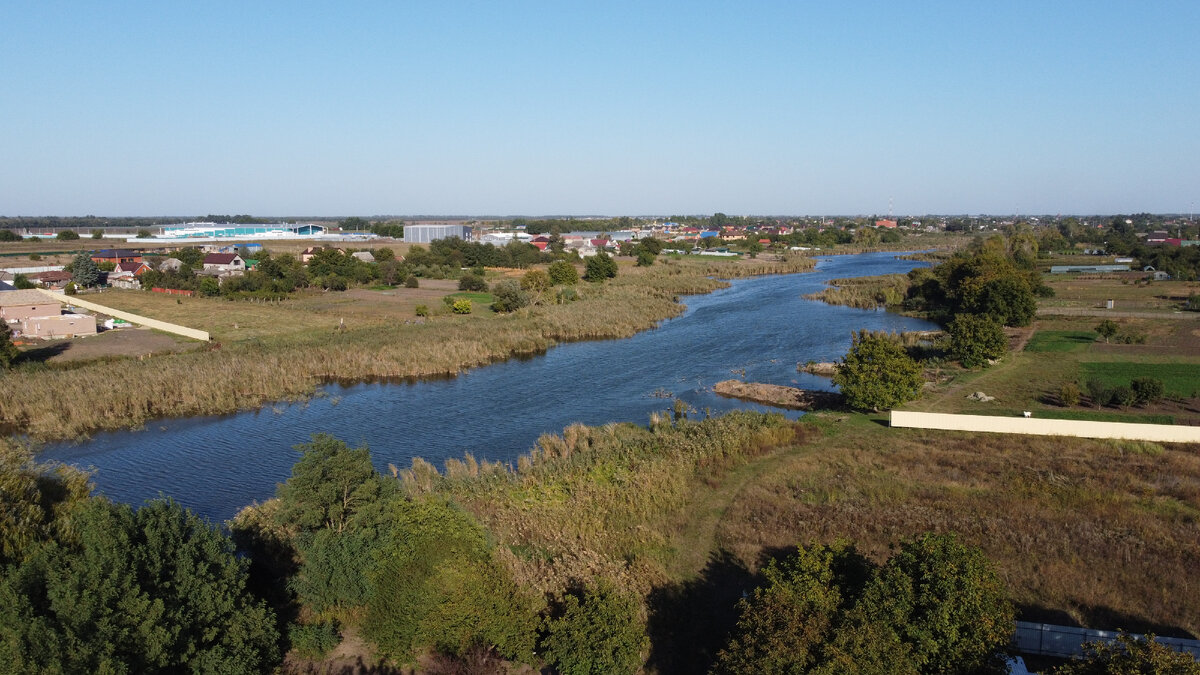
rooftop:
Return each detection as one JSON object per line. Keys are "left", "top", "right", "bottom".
{"left": 0, "top": 289, "right": 62, "bottom": 306}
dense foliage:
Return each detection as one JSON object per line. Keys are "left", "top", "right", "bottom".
{"left": 905, "top": 236, "right": 1042, "bottom": 327}
{"left": 0, "top": 322, "right": 18, "bottom": 369}
{"left": 541, "top": 580, "right": 648, "bottom": 675}
{"left": 584, "top": 251, "right": 619, "bottom": 282}
{"left": 0, "top": 444, "right": 278, "bottom": 673}
{"left": 833, "top": 331, "right": 925, "bottom": 410}
{"left": 1052, "top": 633, "right": 1200, "bottom": 674}
{"left": 948, "top": 313, "right": 1008, "bottom": 368}
{"left": 712, "top": 534, "right": 1014, "bottom": 675}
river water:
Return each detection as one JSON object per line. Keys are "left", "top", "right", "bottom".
{"left": 42, "top": 252, "right": 937, "bottom": 522}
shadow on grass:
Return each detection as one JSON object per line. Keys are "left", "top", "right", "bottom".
{"left": 16, "top": 341, "right": 71, "bottom": 364}
{"left": 645, "top": 549, "right": 755, "bottom": 674}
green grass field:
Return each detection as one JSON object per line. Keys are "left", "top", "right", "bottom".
{"left": 1024, "top": 330, "right": 1098, "bottom": 352}
{"left": 1081, "top": 362, "right": 1200, "bottom": 398}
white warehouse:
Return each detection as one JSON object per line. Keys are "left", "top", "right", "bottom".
{"left": 404, "top": 224, "right": 473, "bottom": 244}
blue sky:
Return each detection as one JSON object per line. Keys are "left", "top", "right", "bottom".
{"left": 1, "top": 1, "right": 1197, "bottom": 217}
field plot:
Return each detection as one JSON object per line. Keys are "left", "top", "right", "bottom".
{"left": 1040, "top": 275, "right": 1200, "bottom": 314}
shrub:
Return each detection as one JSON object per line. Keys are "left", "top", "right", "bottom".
{"left": 451, "top": 299, "right": 472, "bottom": 314}
{"left": 28, "top": 253, "right": 40, "bottom": 261}
{"left": 288, "top": 620, "right": 341, "bottom": 660}
{"left": 1059, "top": 382, "right": 1081, "bottom": 407}
{"left": 90, "top": 229, "right": 104, "bottom": 239}
{"left": 520, "top": 269, "right": 551, "bottom": 294}
{"left": 556, "top": 287, "right": 580, "bottom": 304}
{"left": 636, "top": 249, "right": 655, "bottom": 267}
{"left": 491, "top": 280, "right": 530, "bottom": 313}
{"left": 584, "top": 252, "right": 618, "bottom": 282}
{"left": 458, "top": 273, "right": 487, "bottom": 292}
{"left": 404, "top": 275, "right": 419, "bottom": 288}
{"left": 321, "top": 275, "right": 348, "bottom": 291}
{"left": 64, "top": 282, "right": 78, "bottom": 296}
{"left": 1131, "top": 377, "right": 1165, "bottom": 406}
{"left": 415, "top": 304, "right": 429, "bottom": 317}
{"left": 199, "top": 277, "right": 221, "bottom": 297}
{"left": 0, "top": 229, "right": 21, "bottom": 242}
{"left": 541, "top": 580, "right": 647, "bottom": 675}
{"left": 13, "top": 274, "right": 35, "bottom": 290}
{"left": 1053, "top": 632, "right": 1200, "bottom": 674}
{"left": 56, "top": 230, "right": 80, "bottom": 240}
{"left": 136, "top": 228, "right": 153, "bottom": 238}
{"left": 548, "top": 260, "right": 579, "bottom": 285}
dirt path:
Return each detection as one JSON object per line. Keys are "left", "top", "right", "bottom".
{"left": 1038, "top": 307, "right": 1200, "bottom": 320}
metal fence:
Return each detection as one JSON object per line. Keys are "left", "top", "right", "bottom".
{"left": 1013, "top": 621, "right": 1200, "bottom": 660}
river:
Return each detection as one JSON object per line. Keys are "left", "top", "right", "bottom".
{"left": 42, "top": 251, "right": 937, "bottom": 522}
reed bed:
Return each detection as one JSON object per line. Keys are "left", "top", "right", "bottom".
{"left": 0, "top": 257, "right": 814, "bottom": 440}
{"left": 398, "top": 411, "right": 805, "bottom": 594}
{"left": 803, "top": 273, "right": 911, "bottom": 309}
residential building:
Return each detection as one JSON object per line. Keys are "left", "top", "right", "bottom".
{"left": 91, "top": 249, "right": 143, "bottom": 265}
{"left": 0, "top": 289, "right": 62, "bottom": 323}
{"left": 202, "top": 253, "right": 245, "bottom": 273}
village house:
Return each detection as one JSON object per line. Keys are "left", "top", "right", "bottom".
{"left": 108, "top": 261, "right": 152, "bottom": 289}
{"left": 91, "top": 249, "right": 143, "bottom": 265}
{"left": 202, "top": 253, "right": 245, "bottom": 274}
{"left": 27, "top": 270, "right": 73, "bottom": 289}
{"left": 300, "top": 247, "right": 345, "bottom": 263}
{"left": 0, "top": 289, "right": 62, "bottom": 324}
{"left": 158, "top": 258, "right": 186, "bottom": 273}
{"left": 350, "top": 251, "right": 375, "bottom": 263}
{"left": 22, "top": 313, "right": 97, "bottom": 339}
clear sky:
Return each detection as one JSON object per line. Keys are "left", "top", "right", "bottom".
{"left": 1, "top": 1, "right": 1197, "bottom": 217}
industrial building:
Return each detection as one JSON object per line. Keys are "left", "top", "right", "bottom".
{"left": 403, "top": 223, "right": 473, "bottom": 244}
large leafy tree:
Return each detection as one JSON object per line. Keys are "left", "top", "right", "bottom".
{"left": 832, "top": 331, "right": 924, "bottom": 411}
{"left": 542, "top": 580, "right": 649, "bottom": 675}
{"left": 713, "top": 534, "right": 1013, "bottom": 675}
{"left": 548, "top": 260, "right": 579, "bottom": 285}
{"left": 275, "top": 434, "right": 386, "bottom": 533}
{"left": 0, "top": 497, "right": 279, "bottom": 673}
{"left": 1052, "top": 632, "right": 1200, "bottom": 674}
{"left": 948, "top": 313, "right": 1008, "bottom": 368}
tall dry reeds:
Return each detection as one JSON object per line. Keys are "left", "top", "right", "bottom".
{"left": 0, "top": 257, "right": 814, "bottom": 440}
{"left": 803, "top": 274, "right": 911, "bottom": 309}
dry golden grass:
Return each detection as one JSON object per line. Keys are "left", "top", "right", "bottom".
{"left": 713, "top": 414, "right": 1200, "bottom": 636}
{"left": 0, "top": 257, "right": 814, "bottom": 439}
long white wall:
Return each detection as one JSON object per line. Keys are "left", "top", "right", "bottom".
{"left": 890, "top": 410, "right": 1200, "bottom": 444}
{"left": 34, "top": 288, "right": 210, "bottom": 342}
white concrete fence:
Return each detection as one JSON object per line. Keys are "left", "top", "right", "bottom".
{"left": 34, "top": 288, "right": 210, "bottom": 342}
{"left": 890, "top": 410, "right": 1200, "bottom": 444}
{"left": 1013, "top": 621, "right": 1200, "bottom": 660}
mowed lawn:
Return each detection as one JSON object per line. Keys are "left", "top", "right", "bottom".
{"left": 1080, "top": 362, "right": 1200, "bottom": 399}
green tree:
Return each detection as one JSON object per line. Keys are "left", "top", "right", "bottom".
{"left": 1095, "top": 319, "right": 1119, "bottom": 344}
{"left": 636, "top": 249, "right": 656, "bottom": 267}
{"left": 0, "top": 498, "right": 279, "bottom": 673}
{"left": 275, "top": 434, "right": 385, "bottom": 533}
{"left": 56, "top": 230, "right": 80, "bottom": 240}
{"left": 198, "top": 276, "right": 220, "bottom": 297}
{"left": 69, "top": 253, "right": 100, "bottom": 288}
{"left": 90, "top": 229, "right": 104, "bottom": 239}
{"left": 136, "top": 228, "right": 153, "bottom": 238}
{"left": 549, "top": 260, "right": 579, "bottom": 285}
{"left": 963, "top": 275, "right": 1037, "bottom": 327}
{"left": 832, "top": 331, "right": 924, "bottom": 411}
{"left": 948, "top": 314, "right": 1008, "bottom": 368}
{"left": 879, "top": 533, "right": 1014, "bottom": 674}
{"left": 1053, "top": 633, "right": 1200, "bottom": 674}
{"left": 0, "top": 322, "right": 19, "bottom": 369}
{"left": 542, "top": 580, "right": 648, "bottom": 675}
{"left": 13, "top": 274, "right": 35, "bottom": 289}
{"left": 0, "top": 229, "right": 22, "bottom": 242}
{"left": 746, "top": 240, "right": 764, "bottom": 258}
{"left": 584, "top": 251, "right": 618, "bottom": 282}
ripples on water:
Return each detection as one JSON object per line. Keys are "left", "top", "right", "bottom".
{"left": 43, "top": 251, "right": 937, "bottom": 521}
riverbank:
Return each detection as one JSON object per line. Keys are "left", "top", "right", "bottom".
{"left": 1, "top": 256, "right": 815, "bottom": 440}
